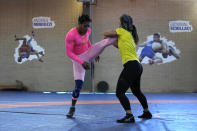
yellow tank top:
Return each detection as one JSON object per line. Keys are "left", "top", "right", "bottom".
{"left": 116, "top": 28, "right": 139, "bottom": 65}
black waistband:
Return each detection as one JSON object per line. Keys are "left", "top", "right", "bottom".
{"left": 123, "top": 60, "right": 140, "bottom": 67}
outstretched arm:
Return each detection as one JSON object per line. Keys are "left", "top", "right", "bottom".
{"left": 138, "top": 42, "right": 148, "bottom": 47}
{"left": 104, "top": 30, "right": 118, "bottom": 38}
{"left": 15, "top": 37, "right": 26, "bottom": 41}
{"left": 15, "top": 34, "right": 25, "bottom": 41}
{"left": 15, "top": 36, "right": 27, "bottom": 44}
{"left": 104, "top": 30, "right": 118, "bottom": 48}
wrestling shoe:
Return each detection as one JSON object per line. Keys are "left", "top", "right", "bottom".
{"left": 117, "top": 114, "right": 135, "bottom": 123}
{"left": 138, "top": 111, "right": 152, "bottom": 119}
{"left": 66, "top": 107, "right": 75, "bottom": 118}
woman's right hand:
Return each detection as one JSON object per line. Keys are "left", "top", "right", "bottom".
{"left": 82, "top": 62, "right": 90, "bottom": 70}
{"left": 104, "top": 36, "right": 108, "bottom": 39}
{"left": 113, "top": 41, "right": 118, "bottom": 48}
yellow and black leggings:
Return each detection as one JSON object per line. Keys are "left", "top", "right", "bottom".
{"left": 116, "top": 60, "right": 148, "bottom": 111}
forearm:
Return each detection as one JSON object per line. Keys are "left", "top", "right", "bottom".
{"left": 15, "top": 38, "right": 26, "bottom": 41}
{"left": 104, "top": 30, "right": 117, "bottom": 38}
{"left": 66, "top": 42, "right": 84, "bottom": 64}
{"left": 138, "top": 42, "right": 147, "bottom": 47}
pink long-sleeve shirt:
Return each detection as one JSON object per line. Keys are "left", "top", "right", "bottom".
{"left": 65, "top": 27, "right": 91, "bottom": 64}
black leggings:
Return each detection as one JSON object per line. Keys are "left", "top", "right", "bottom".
{"left": 116, "top": 60, "right": 148, "bottom": 111}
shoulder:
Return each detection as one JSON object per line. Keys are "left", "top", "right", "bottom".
{"left": 66, "top": 28, "right": 76, "bottom": 39}
{"left": 116, "top": 28, "right": 122, "bottom": 32}
{"left": 67, "top": 27, "right": 76, "bottom": 35}
{"left": 116, "top": 28, "right": 124, "bottom": 35}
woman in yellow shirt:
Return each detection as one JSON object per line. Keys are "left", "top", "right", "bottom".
{"left": 104, "top": 14, "right": 152, "bottom": 123}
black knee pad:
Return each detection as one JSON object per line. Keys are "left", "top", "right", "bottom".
{"left": 72, "top": 80, "right": 83, "bottom": 99}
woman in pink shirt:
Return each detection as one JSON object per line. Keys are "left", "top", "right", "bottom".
{"left": 66, "top": 15, "right": 118, "bottom": 118}
{"left": 65, "top": 15, "right": 99, "bottom": 117}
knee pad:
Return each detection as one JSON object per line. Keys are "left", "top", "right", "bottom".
{"left": 72, "top": 80, "right": 83, "bottom": 99}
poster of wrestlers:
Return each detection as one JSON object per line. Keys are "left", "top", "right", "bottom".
{"left": 14, "top": 31, "right": 45, "bottom": 64}
{"left": 137, "top": 33, "right": 181, "bottom": 65}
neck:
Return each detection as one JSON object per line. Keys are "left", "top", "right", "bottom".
{"left": 76, "top": 27, "right": 86, "bottom": 36}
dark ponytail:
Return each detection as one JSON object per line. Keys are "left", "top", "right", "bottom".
{"left": 120, "top": 14, "right": 139, "bottom": 45}
{"left": 131, "top": 25, "right": 139, "bottom": 44}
